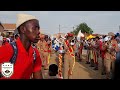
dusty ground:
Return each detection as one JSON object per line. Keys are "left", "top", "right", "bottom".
{"left": 42, "top": 50, "right": 106, "bottom": 79}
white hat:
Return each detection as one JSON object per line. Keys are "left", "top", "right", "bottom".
{"left": 16, "top": 14, "right": 37, "bottom": 29}
{"left": 15, "top": 14, "right": 37, "bottom": 34}
{"left": 104, "top": 37, "right": 109, "bottom": 41}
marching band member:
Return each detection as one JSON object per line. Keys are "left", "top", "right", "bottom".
{"left": 63, "top": 33, "right": 75, "bottom": 79}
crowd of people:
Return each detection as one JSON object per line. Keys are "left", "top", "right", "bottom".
{"left": 49, "top": 31, "right": 120, "bottom": 79}
{"left": 0, "top": 13, "right": 120, "bottom": 79}
{"left": 84, "top": 34, "right": 120, "bottom": 79}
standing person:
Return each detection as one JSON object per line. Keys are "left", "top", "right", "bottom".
{"left": 102, "top": 37, "right": 110, "bottom": 79}
{"left": 103, "top": 36, "right": 115, "bottom": 79}
{"left": 36, "top": 34, "right": 44, "bottom": 67}
{"left": 89, "top": 38, "right": 95, "bottom": 67}
{"left": 42, "top": 35, "right": 50, "bottom": 70}
{"left": 63, "top": 33, "right": 75, "bottom": 79}
{"left": 58, "top": 41, "right": 65, "bottom": 78}
{"left": 110, "top": 35, "right": 119, "bottom": 79}
{"left": 14, "top": 34, "right": 19, "bottom": 41}
{"left": 113, "top": 34, "right": 120, "bottom": 79}
{"left": 47, "top": 36, "right": 52, "bottom": 67}
{"left": 100, "top": 36, "right": 106, "bottom": 75}
{"left": 109, "top": 41, "right": 116, "bottom": 79}
{"left": 85, "top": 39, "right": 91, "bottom": 64}
{"left": 0, "top": 14, "right": 42, "bottom": 79}
{"left": 93, "top": 36, "right": 100, "bottom": 70}
{"left": 79, "top": 38, "right": 84, "bottom": 62}
{"left": 74, "top": 39, "right": 80, "bottom": 62}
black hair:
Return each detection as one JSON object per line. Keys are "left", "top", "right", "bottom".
{"left": 71, "top": 39, "right": 74, "bottom": 43}
{"left": 115, "top": 35, "right": 118, "bottom": 39}
{"left": 95, "top": 36, "right": 100, "bottom": 40}
{"left": 15, "top": 34, "right": 19, "bottom": 39}
{"left": 93, "top": 38, "right": 96, "bottom": 41}
{"left": 49, "top": 64, "right": 58, "bottom": 76}
{"left": 44, "top": 35, "right": 48, "bottom": 39}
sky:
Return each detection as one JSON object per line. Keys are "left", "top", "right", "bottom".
{"left": 0, "top": 11, "right": 120, "bottom": 35}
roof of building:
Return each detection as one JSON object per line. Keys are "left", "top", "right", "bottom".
{"left": 2, "top": 23, "right": 16, "bottom": 31}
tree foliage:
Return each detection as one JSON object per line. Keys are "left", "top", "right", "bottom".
{"left": 71, "top": 23, "right": 94, "bottom": 35}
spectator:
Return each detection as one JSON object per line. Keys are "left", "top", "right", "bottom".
{"left": 48, "top": 64, "right": 62, "bottom": 79}
{"left": 0, "top": 14, "right": 42, "bottom": 79}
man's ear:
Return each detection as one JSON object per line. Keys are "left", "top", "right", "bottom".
{"left": 19, "top": 25, "right": 26, "bottom": 34}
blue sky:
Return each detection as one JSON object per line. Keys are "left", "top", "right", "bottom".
{"left": 0, "top": 11, "right": 120, "bottom": 35}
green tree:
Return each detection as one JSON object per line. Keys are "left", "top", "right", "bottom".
{"left": 71, "top": 23, "right": 93, "bottom": 35}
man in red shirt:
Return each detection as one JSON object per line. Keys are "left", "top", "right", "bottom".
{"left": 0, "top": 14, "right": 42, "bottom": 79}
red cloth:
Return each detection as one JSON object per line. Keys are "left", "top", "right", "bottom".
{"left": 0, "top": 38, "right": 42, "bottom": 79}
{"left": 67, "top": 33, "right": 73, "bottom": 37}
{"left": 99, "top": 41, "right": 102, "bottom": 51}
{"left": 99, "top": 41, "right": 105, "bottom": 59}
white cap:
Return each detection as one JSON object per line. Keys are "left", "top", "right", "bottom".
{"left": 15, "top": 14, "right": 37, "bottom": 34}
{"left": 104, "top": 37, "right": 109, "bottom": 41}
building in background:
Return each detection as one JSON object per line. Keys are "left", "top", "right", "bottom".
{"left": 2, "top": 23, "right": 16, "bottom": 36}
{"left": 0, "top": 22, "right": 4, "bottom": 33}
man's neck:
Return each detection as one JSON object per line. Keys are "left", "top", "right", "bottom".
{"left": 20, "top": 36, "right": 31, "bottom": 52}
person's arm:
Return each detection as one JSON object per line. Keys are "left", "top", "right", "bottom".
{"left": 0, "top": 44, "right": 13, "bottom": 64}
{"left": 33, "top": 70, "right": 43, "bottom": 79}
{"left": 114, "top": 41, "right": 120, "bottom": 52}
{"left": 0, "top": 44, "right": 13, "bottom": 79}
{"left": 33, "top": 49, "right": 43, "bottom": 79}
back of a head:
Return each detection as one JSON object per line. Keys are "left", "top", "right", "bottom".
{"left": 49, "top": 64, "right": 58, "bottom": 76}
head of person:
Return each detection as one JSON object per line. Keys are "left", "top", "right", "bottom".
{"left": 87, "top": 38, "right": 91, "bottom": 42}
{"left": 49, "top": 64, "right": 58, "bottom": 76}
{"left": 111, "top": 35, "right": 116, "bottom": 40}
{"left": 92, "top": 38, "right": 96, "bottom": 41}
{"left": 58, "top": 34, "right": 61, "bottom": 39}
{"left": 14, "top": 34, "right": 19, "bottom": 40}
{"left": 39, "top": 34, "right": 44, "bottom": 41}
{"left": 66, "top": 33, "right": 74, "bottom": 41}
{"left": 70, "top": 39, "right": 75, "bottom": 46}
{"left": 103, "top": 36, "right": 109, "bottom": 43}
{"left": 15, "top": 14, "right": 40, "bottom": 43}
{"left": 44, "top": 35, "right": 49, "bottom": 41}
{"left": 95, "top": 36, "right": 100, "bottom": 41}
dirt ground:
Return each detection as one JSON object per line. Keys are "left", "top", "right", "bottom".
{"left": 42, "top": 50, "right": 106, "bottom": 79}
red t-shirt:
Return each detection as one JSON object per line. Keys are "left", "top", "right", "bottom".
{"left": 0, "top": 38, "right": 42, "bottom": 79}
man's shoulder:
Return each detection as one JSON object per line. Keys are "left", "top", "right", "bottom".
{"left": 0, "top": 43, "right": 14, "bottom": 63}
{"left": 0, "top": 43, "right": 12, "bottom": 50}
